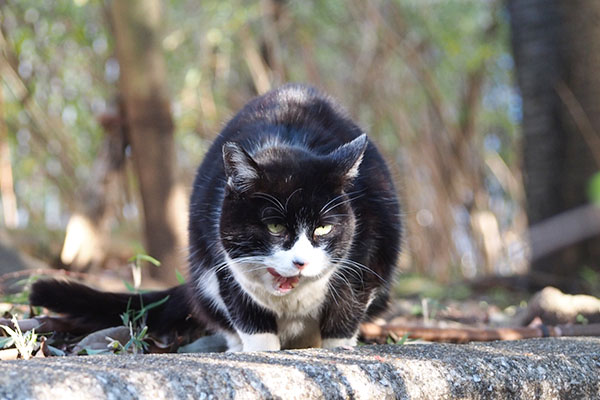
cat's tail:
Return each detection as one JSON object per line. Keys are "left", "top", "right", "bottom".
{"left": 29, "top": 279, "right": 202, "bottom": 336}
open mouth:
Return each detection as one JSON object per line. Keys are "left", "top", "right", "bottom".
{"left": 267, "top": 268, "right": 300, "bottom": 293}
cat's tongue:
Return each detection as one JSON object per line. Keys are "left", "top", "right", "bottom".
{"left": 267, "top": 268, "right": 300, "bottom": 293}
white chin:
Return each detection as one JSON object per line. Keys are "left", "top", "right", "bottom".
{"left": 270, "top": 288, "right": 290, "bottom": 296}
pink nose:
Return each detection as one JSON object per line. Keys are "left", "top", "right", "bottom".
{"left": 293, "top": 259, "right": 306, "bottom": 270}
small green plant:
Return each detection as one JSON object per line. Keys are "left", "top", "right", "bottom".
{"left": 0, "top": 316, "right": 39, "bottom": 360}
{"left": 114, "top": 295, "right": 170, "bottom": 354}
{"left": 1, "top": 275, "right": 42, "bottom": 315}
{"left": 387, "top": 332, "right": 410, "bottom": 345}
{"left": 0, "top": 336, "right": 13, "bottom": 349}
{"left": 587, "top": 171, "right": 600, "bottom": 206}
{"left": 579, "top": 266, "right": 600, "bottom": 295}
{"left": 107, "top": 324, "right": 150, "bottom": 355}
{"left": 412, "top": 298, "right": 443, "bottom": 322}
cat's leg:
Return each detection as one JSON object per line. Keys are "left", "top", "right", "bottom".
{"left": 228, "top": 301, "right": 280, "bottom": 351}
{"left": 217, "top": 270, "right": 280, "bottom": 351}
{"left": 319, "top": 288, "right": 372, "bottom": 349}
{"left": 222, "top": 326, "right": 280, "bottom": 352}
{"left": 228, "top": 307, "right": 280, "bottom": 351}
{"left": 230, "top": 314, "right": 280, "bottom": 351}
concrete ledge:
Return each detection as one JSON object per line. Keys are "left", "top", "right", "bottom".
{"left": 1, "top": 338, "right": 599, "bottom": 399}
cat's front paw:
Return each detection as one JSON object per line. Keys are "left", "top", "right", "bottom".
{"left": 238, "top": 332, "right": 281, "bottom": 352}
{"left": 321, "top": 337, "right": 357, "bottom": 349}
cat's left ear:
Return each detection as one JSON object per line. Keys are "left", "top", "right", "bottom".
{"left": 328, "top": 134, "right": 368, "bottom": 182}
{"left": 222, "top": 142, "right": 259, "bottom": 193}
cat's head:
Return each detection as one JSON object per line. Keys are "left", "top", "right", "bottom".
{"left": 219, "top": 135, "right": 367, "bottom": 296}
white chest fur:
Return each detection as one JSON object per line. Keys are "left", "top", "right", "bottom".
{"left": 229, "top": 263, "right": 333, "bottom": 349}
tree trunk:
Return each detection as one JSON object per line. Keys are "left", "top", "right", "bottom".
{"left": 509, "top": 0, "right": 600, "bottom": 279}
{"left": 109, "top": 0, "right": 187, "bottom": 285}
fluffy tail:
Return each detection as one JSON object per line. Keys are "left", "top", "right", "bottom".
{"left": 29, "top": 279, "right": 201, "bottom": 336}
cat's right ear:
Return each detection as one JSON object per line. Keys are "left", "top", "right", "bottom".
{"left": 328, "top": 134, "right": 368, "bottom": 182}
{"left": 222, "top": 142, "right": 259, "bottom": 193}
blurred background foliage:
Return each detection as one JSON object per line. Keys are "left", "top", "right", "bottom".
{"left": 0, "top": 0, "right": 596, "bottom": 292}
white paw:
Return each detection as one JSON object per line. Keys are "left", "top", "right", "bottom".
{"left": 238, "top": 332, "right": 281, "bottom": 352}
{"left": 321, "top": 337, "right": 357, "bottom": 349}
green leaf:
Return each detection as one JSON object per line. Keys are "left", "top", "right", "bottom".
{"left": 136, "top": 326, "right": 148, "bottom": 340}
{"left": 123, "top": 281, "right": 136, "bottom": 293}
{"left": 122, "top": 338, "right": 133, "bottom": 352}
{"left": 120, "top": 312, "right": 129, "bottom": 327}
{"left": 0, "top": 336, "right": 15, "bottom": 349}
{"left": 0, "top": 324, "right": 17, "bottom": 338}
{"left": 588, "top": 172, "right": 600, "bottom": 205}
{"left": 81, "top": 348, "right": 109, "bottom": 355}
{"left": 121, "top": 297, "right": 133, "bottom": 325}
{"left": 47, "top": 345, "right": 66, "bottom": 357}
{"left": 128, "top": 254, "right": 161, "bottom": 267}
{"left": 175, "top": 269, "right": 186, "bottom": 284}
{"left": 396, "top": 333, "right": 410, "bottom": 346}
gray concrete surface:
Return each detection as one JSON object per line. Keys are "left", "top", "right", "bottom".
{"left": 1, "top": 337, "right": 599, "bottom": 399}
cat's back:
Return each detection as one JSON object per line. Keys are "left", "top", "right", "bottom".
{"left": 209, "top": 84, "right": 361, "bottom": 157}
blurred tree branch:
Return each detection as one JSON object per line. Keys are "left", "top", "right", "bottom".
{"left": 240, "top": 26, "right": 272, "bottom": 95}
{"left": 0, "top": 28, "right": 78, "bottom": 203}
{"left": 361, "top": 1, "right": 506, "bottom": 277}
{"left": 0, "top": 67, "right": 18, "bottom": 228}
{"left": 555, "top": 80, "right": 600, "bottom": 167}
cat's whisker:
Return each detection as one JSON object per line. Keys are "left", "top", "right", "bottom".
{"left": 331, "top": 258, "right": 387, "bottom": 283}
{"left": 320, "top": 192, "right": 349, "bottom": 214}
{"left": 252, "top": 192, "right": 285, "bottom": 214}
{"left": 322, "top": 214, "right": 350, "bottom": 219}
{"left": 336, "top": 265, "right": 368, "bottom": 292}
{"left": 230, "top": 257, "right": 266, "bottom": 266}
{"left": 327, "top": 269, "right": 357, "bottom": 305}
{"left": 334, "top": 263, "right": 364, "bottom": 282}
{"left": 214, "top": 262, "right": 232, "bottom": 274}
{"left": 326, "top": 280, "right": 342, "bottom": 307}
{"left": 329, "top": 272, "right": 360, "bottom": 304}
{"left": 221, "top": 255, "right": 273, "bottom": 275}
{"left": 320, "top": 191, "right": 366, "bottom": 216}
{"left": 213, "top": 255, "right": 263, "bottom": 274}
{"left": 337, "top": 261, "right": 384, "bottom": 284}
{"left": 284, "top": 188, "right": 303, "bottom": 212}
{"left": 261, "top": 207, "right": 285, "bottom": 219}
{"left": 244, "top": 265, "right": 272, "bottom": 273}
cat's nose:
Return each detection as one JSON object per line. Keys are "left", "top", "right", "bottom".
{"left": 292, "top": 259, "right": 306, "bottom": 270}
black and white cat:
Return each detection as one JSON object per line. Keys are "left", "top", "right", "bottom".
{"left": 30, "top": 84, "right": 402, "bottom": 351}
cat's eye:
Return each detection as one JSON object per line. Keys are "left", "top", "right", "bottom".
{"left": 314, "top": 224, "right": 333, "bottom": 237}
{"left": 266, "top": 223, "right": 286, "bottom": 235}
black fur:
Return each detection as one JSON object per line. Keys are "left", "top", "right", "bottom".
{"left": 30, "top": 84, "right": 401, "bottom": 350}
{"left": 29, "top": 280, "right": 199, "bottom": 336}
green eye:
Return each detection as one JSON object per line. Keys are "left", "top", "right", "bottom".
{"left": 314, "top": 224, "right": 333, "bottom": 236}
{"left": 267, "top": 223, "right": 285, "bottom": 235}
